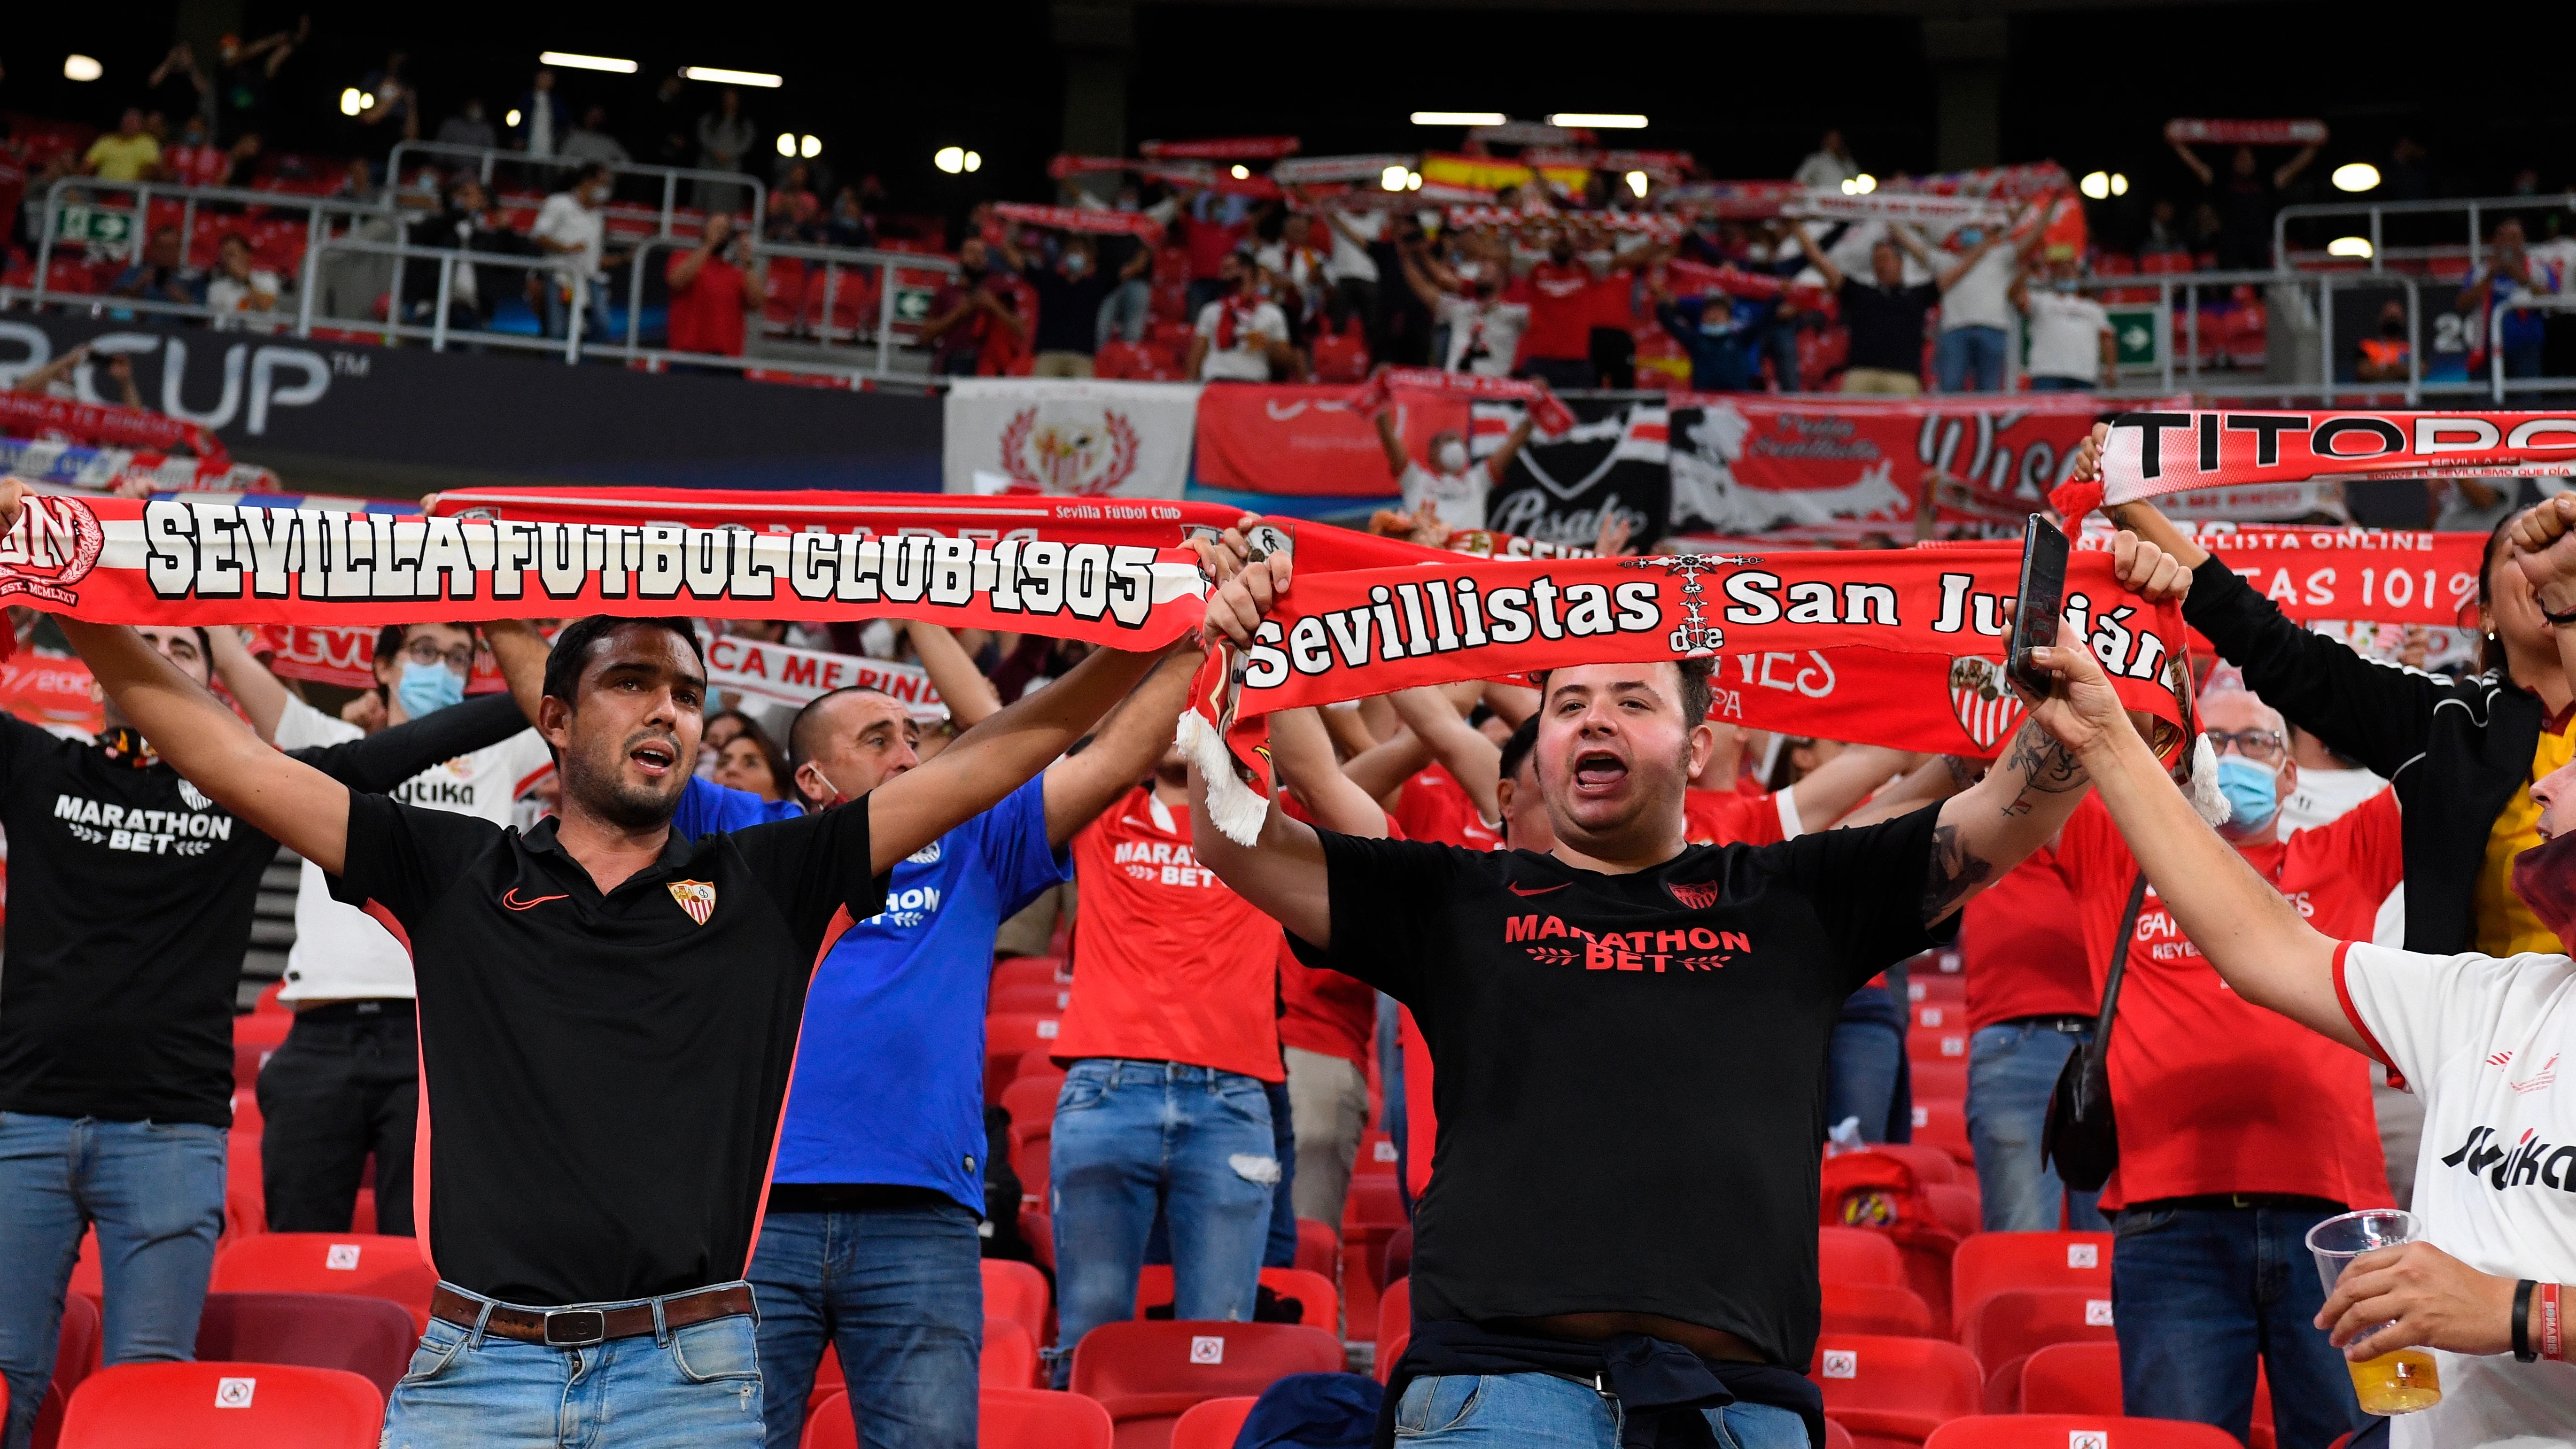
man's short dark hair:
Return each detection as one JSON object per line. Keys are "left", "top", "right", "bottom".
{"left": 1498, "top": 715, "right": 1539, "bottom": 785}
{"left": 786, "top": 684, "right": 894, "bottom": 774}
{"left": 574, "top": 161, "right": 612, "bottom": 186}
{"left": 540, "top": 617, "right": 705, "bottom": 705}
{"left": 1529, "top": 658, "right": 1715, "bottom": 728}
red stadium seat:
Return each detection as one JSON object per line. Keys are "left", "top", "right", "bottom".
{"left": 1134, "top": 1267, "right": 1338, "bottom": 1337}
{"left": 985, "top": 1014, "right": 1064, "bottom": 1100}
{"left": 983, "top": 1386, "right": 1115, "bottom": 1449}
{"left": 1949, "top": 1232, "right": 2112, "bottom": 1337}
{"left": 1863, "top": 1144, "right": 1957, "bottom": 1187}
{"left": 1923, "top": 1416, "right": 2239, "bottom": 1449}
{"left": 1294, "top": 1218, "right": 1338, "bottom": 1281}
{"left": 1352, "top": 1131, "right": 1399, "bottom": 1178}
{"left": 253, "top": 982, "right": 289, "bottom": 1016}
{"left": 1911, "top": 1061, "right": 1968, "bottom": 1102}
{"left": 224, "top": 1130, "right": 264, "bottom": 1241}
{"left": 762, "top": 256, "right": 807, "bottom": 336}
{"left": 1925, "top": 1183, "right": 1981, "bottom": 1240}
{"left": 1909, "top": 972, "right": 1966, "bottom": 1006}
{"left": 1168, "top": 1396, "right": 1257, "bottom": 1449}
{"left": 193, "top": 1292, "right": 418, "bottom": 1399}
{"left": 1069, "top": 1321, "right": 1345, "bottom": 1449}
{"left": 985, "top": 1258, "right": 1053, "bottom": 1348}
{"left": 1340, "top": 1175, "right": 1406, "bottom": 1346}
{"left": 209, "top": 1234, "right": 438, "bottom": 1333}
{"left": 1963, "top": 1288, "right": 2118, "bottom": 1413}
{"left": 1094, "top": 341, "right": 1155, "bottom": 380}
{"left": 800, "top": 1388, "right": 852, "bottom": 1449}
{"left": 1020, "top": 1205, "right": 1054, "bottom": 1271}
{"left": 1375, "top": 1276, "right": 1411, "bottom": 1375}
{"left": 1908, "top": 1027, "right": 1970, "bottom": 1066}
{"left": 1822, "top": 1283, "right": 1937, "bottom": 1338}
{"left": 1808, "top": 1334, "right": 1982, "bottom": 1449}
{"left": 1311, "top": 330, "right": 1370, "bottom": 383}
{"left": 1000, "top": 1075, "right": 1061, "bottom": 1146}
{"left": 992, "top": 956, "right": 1066, "bottom": 991}
{"left": 983, "top": 1318, "right": 1040, "bottom": 1388}
{"left": 992, "top": 981, "right": 1073, "bottom": 1016}
{"left": 31, "top": 1292, "right": 96, "bottom": 1449}
{"left": 234, "top": 1013, "right": 292, "bottom": 1051}
{"left": 57, "top": 1363, "right": 381, "bottom": 1449}
{"left": 1821, "top": 1226, "right": 1906, "bottom": 1287}
{"left": 1825, "top": 1419, "right": 1856, "bottom": 1449}
{"left": 2016, "top": 1342, "right": 2121, "bottom": 1416}
{"left": 1911, "top": 1003, "right": 1963, "bottom": 1032}
{"left": 1911, "top": 1101, "right": 1971, "bottom": 1167}
{"left": 1017, "top": 1047, "right": 1063, "bottom": 1084}
{"left": 1011, "top": 1139, "right": 1050, "bottom": 1206}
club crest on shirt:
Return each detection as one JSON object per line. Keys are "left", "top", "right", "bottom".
{"left": 177, "top": 779, "right": 212, "bottom": 811}
{"left": 907, "top": 841, "right": 942, "bottom": 865}
{"left": 667, "top": 879, "right": 716, "bottom": 925}
{"left": 1667, "top": 880, "right": 1722, "bottom": 911}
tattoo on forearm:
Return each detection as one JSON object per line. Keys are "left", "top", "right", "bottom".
{"left": 1942, "top": 755, "right": 1979, "bottom": 789}
{"left": 1921, "top": 822, "right": 1994, "bottom": 924}
{"left": 2002, "top": 722, "right": 2087, "bottom": 795}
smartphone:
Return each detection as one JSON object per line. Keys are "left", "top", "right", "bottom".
{"left": 2006, "top": 514, "right": 2071, "bottom": 699}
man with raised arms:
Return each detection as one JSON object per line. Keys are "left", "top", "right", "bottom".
{"left": 1187, "top": 536, "right": 2191, "bottom": 1446}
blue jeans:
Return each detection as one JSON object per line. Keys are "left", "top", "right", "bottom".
{"left": 0, "top": 1113, "right": 225, "bottom": 1449}
{"left": 543, "top": 274, "right": 613, "bottom": 345}
{"left": 1935, "top": 325, "right": 2009, "bottom": 393}
{"left": 2112, "top": 1204, "right": 2365, "bottom": 1449}
{"left": 1144, "top": 1078, "right": 1297, "bottom": 1269}
{"left": 1967, "top": 1022, "right": 2108, "bottom": 1232}
{"left": 1393, "top": 1372, "right": 1807, "bottom": 1447}
{"left": 1096, "top": 278, "right": 1152, "bottom": 348}
{"left": 1048, "top": 1059, "right": 1276, "bottom": 1387}
{"left": 1827, "top": 983, "right": 1909, "bottom": 1144}
{"left": 382, "top": 1288, "right": 765, "bottom": 1448}
{"left": 746, "top": 1203, "right": 982, "bottom": 1449}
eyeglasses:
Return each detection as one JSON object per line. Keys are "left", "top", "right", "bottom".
{"left": 2206, "top": 728, "right": 2287, "bottom": 764}
{"left": 400, "top": 638, "right": 475, "bottom": 674}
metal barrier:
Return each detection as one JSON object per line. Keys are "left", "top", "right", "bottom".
{"left": 27, "top": 174, "right": 388, "bottom": 315}
{"left": 2273, "top": 193, "right": 2576, "bottom": 274}
{"left": 628, "top": 238, "right": 962, "bottom": 374}
{"left": 386, "top": 140, "right": 765, "bottom": 243}
{"left": 2060, "top": 266, "right": 2424, "bottom": 403}
{"left": 2487, "top": 294, "right": 2576, "bottom": 402}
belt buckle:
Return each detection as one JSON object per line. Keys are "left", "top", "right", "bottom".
{"left": 542, "top": 1309, "right": 608, "bottom": 1348}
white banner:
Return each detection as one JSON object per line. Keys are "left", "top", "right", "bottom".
{"left": 702, "top": 633, "right": 947, "bottom": 720}
{"left": 942, "top": 379, "right": 1202, "bottom": 500}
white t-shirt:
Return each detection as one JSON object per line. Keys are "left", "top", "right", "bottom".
{"left": 1437, "top": 296, "right": 1529, "bottom": 377}
{"left": 1794, "top": 150, "right": 1859, "bottom": 191}
{"left": 2022, "top": 289, "right": 2113, "bottom": 381}
{"left": 1324, "top": 210, "right": 1383, "bottom": 284}
{"left": 2338, "top": 940, "right": 2576, "bottom": 1446}
{"left": 1400, "top": 459, "right": 1496, "bottom": 532}
{"left": 532, "top": 192, "right": 604, "bottom": 281}
{"left": 205, "top": 269, "right": 283, "bottom": 327}
{"left": 1938, "top": 244, "right": 2019, "bottom": 333}
{"left": 273, "top": 697, "right": 556, "bottom": 1002}
{"left": 1192, "top": 298, "right": 1289, "bottom": 381}
{"left": 2284, "top": 765, "right": 2392, "bottom": 834}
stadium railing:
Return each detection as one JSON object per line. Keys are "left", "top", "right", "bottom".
{"left": 386, "top": 139, "right": 768, "bottom": 242}
{"left": 2272, "top": 192, "right": 2576, "bottom": 276}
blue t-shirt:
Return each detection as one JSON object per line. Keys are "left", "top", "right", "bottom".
{"left": 672, "top": 773, "right": 1070, "bottom": 1211}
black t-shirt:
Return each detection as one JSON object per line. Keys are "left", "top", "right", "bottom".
{"left": 329, "top": 792, "right": 886, "bottom": 1307}
{"left": 1290, "top": 804, "right": 1955, "bottom": 1371}
{"left": 1837, "top": 278, "right": 1940, "bottom": 373}
{"left": 0, "top": 694, "right": 528, "bottom": 1128}
{"left": 1024, "top": 262, "right": 1117, "bottom": 355}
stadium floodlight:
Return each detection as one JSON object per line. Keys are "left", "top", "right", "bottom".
{"left": 1839, "top": 174, "right": 1879, "bottom": 197}
{"left": 1406, "top": 171, "right": 1423, "bottom": 191}
{"left": 2080, "top": 171, "right": 2111, "bottom": 200}
{"left": 964, "top": 151, "right": 982, "bottom": 173}
{"left": 801, "top": 135, "right": 821, "bottom": 160}
{"left": 2111, "top": 173, "right": 2129, "bottom": 196}
{"left": 63, "top": 54, "right": 103, "bottom": 83}
{"left": 1381, "top": 165, "right": 1409, "bottom": 192}
{"left": 1548, "top": 113, "right": 1647, "bottom": 130}
{"left": 683, "top": 66, "right": 782, "bottom": 88}
{"left": 1411, "top": 112, "right": 1505, "bottom": 127}
{"left": 935, "top": 147, "right": 966, "bottom": 175}
{"left": 1230, "top": 164, "right": 1249, "bottom": 180}
{"left": 505, "top": 109, "right": 523, "bottom": 127}
{"left": 2328, "top": 236, "right": 2374, "bottom": 259}
{"left": 340, "top": 88, "right": 367, "bottom": 117}
{"left": 2333, "top": 163, "right": 2382, "bottom": 194}
{"left": 776, "top": 132, "right": 797, "bottom": 158}
{"left": 1624, "top": 170, "right": 1649, "bottom": 199}
{"left": 540, "top": 52, "right": 638, "bottom": 74}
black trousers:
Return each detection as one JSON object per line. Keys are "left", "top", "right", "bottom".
{"left": 254, "top": 1005, "right": 418, "bottom": 1236}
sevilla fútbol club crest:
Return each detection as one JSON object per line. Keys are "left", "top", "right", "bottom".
{"left": 0, "top": 494, "right": 106, "bottom": 605}
{"left": 997, "top": 406, "right": 1141, "bottom": 496}
{"left": 666, "top": 880, "right": 716, "bottom": 926}
{"left": 1948, "top": 656, "right": 2026, "bottom": 753}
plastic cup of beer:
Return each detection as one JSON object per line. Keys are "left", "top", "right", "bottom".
{"left": 2305, "top": 1208, "right": 2443, "bottom": 1415}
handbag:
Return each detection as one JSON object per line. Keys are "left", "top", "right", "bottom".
{"left": 2041, "top": 872, "right": 2151, "bottom": 1193}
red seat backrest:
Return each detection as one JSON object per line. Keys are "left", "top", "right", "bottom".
{"left": 2017, "top": 1342, "right": 2123, "bottom": 1416}
{"left": 31, "top": 1291, "right": 100, "bottom": 1448}
{"left": 1910, "top": 1101, "right": 1972, "bottom": 1167}
{"left": 1820, "top": 1282, "right": 1936, "bottom": 1338}
{"left": 1070, "top": 1320, "right": 1345, "bottom": 1444}
{"left": 982, "top": 1386, "right": 1115, "bottom": 1449}
{"left": 1820, "top": 1226, "right": 1905, "bottom": 1287}
{"left": 1375, "top": 1276, "right": 1411, "bottom": 1368}
{"left": 799, "top": 1388, "right": 853, "bottom": 1449}
{"left": 192, "top": 1292, "right": 419, "bottom": 1400}
{"left": 1922, "top": 1414, "right": 2241, "bottom": 1448}
{"left": 1962, "top": 1287, "right": 2118, "bottom": 1388}
{"left": 1133, "top": 1267, "right": 1339, "bottom": 1338}
{"left": 999, "top": 1074, "right": 1062, "bottom": 1141}
{"left": 981, "top": 1318, "right": 1040, "bottom": 1389}
{"left": 1823, "top": 1418, "right": 1855, "bottom": 1449}
{"left": 57, "top": 1363, "right": 382, "bottom": 1449}
{"left": 1949, "top": 1232, "right": 2112, "bottom": 1336}
{"left": 992, "top": 956, "right": 1066, "bottom": 991}
{"left": 1808, "top": 1333, "right": 1982, "bottom": 1444}
{"left": 1168, "top": 1396, "right": 1258, "bottom": 1449}
{"left": 208, "top": 1235, "right": 438, "bottom": 1332}
{"left": 1294, "top": 1217, "right": 1338, "bottom": 1280}
{"left": 2139, "top": 252, "right": 2196, "bottom": 275}
{"left": 992, "top": 981, "right": 1073, "bottom": 1016}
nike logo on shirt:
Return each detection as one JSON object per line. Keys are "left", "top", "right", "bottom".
{"left": 1508, "top": 882, "right": 1570, "bottom": 897}
{"left": 502, "top": 889, "right": 570, "bottom": 912}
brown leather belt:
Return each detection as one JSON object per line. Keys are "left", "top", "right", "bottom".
{"left": 430, "top": 1283, "right": 754, "bottom": 1348}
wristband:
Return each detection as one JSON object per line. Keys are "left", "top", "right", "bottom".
{"left": 2543, "top": 601, "right": 2576, "bottom": 627}
{"left": 2515, "top": 1278, "right": 2538, "bottom": 1363}
{"left": 2545, "top": 1281, "right": 2565, "bottom": 1363}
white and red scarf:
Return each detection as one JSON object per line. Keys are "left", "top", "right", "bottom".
{"left": 1353, "top": 366, "right": 1577, "bottom": 435}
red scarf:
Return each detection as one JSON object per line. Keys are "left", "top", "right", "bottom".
{"left": 1213, "top": 292, "right": 1265, "bottom": 352}
{"left": 0, "top": 392, "right": 227, "bottom": 467}
{"left": 2051, "top": 410, "right": 2576, "bottom": 520}
{"left": 1355, "top": 366, "right": 1576, "bottom": 434}
{"left": 991, "top": 202, "right": 1163, "bottom": 241}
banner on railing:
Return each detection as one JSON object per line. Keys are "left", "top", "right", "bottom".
{"left": 1482, "top": 396, "right": 1669, "bottom": 551}
{"left": 702, "top": 633, "right": 946, "bottom": 719}
{"left": 247, "top": 623, "right": 512, "bottom": 695}
{"left": 0, "top": 650, "right": 104, "bottom": 736}
{"left": 1193, "top": 383, "right": 1466, "bottom": 498}
{"left": 942, "top": 379, "right": 1201, "bottom": 500}
{"left": 0, "top": 436, "right": 281, "bottom": 495}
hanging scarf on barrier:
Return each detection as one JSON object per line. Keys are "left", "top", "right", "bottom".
{"left": 0, "top": 437, "right": 280, "bottom": 495}
{"left": 1179, "top": 546, "right": 2192, "bottom": 843}
{"left": 2076, "top": 521, "right": 2486, "bottom": 625}
{"left": 2049, "top": 410, "right": 2576, "bottom": 520}
{"left": 700, "top": 633, "right": 946, "bottom": 720}
{"left": 1352, "top": 367, "right": 1577, "bottom": 435}
{"left": 990, "top": 203, "right": 1164, "bottom": 241}
{"left": 0, "top": 495, "right": 1211, "bottom": 647}
{"left": 0, "top": 392, "right": 228, "bottom": 467}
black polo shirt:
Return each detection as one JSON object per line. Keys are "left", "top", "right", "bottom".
{"left": 329, "top": 790, "right": 885, "bottom": 1307}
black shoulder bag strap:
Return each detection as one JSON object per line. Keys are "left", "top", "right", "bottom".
{"left": 2042, "top": 870, "right": 2151, "bottom": 1193}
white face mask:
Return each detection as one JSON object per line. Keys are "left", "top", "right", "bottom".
{"left": 1435, "top": 441, "right": 1470, "bottom": 473}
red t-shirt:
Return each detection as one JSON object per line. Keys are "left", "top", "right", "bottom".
{"left": 1683, "top": 786, "right": 1792, "bottom": 847}
{"left": 1058, "top": 786, "right": 1284, "bottom": 1082}
{"left": 166, "top": 144, "right": 228, "bottom": 188}
{"left": 1182, "top": 214, "right": 1249, "bottom": 280}
{"left": 665, "top": 253, "right": 748, "bottom": 357}
{"left": 1276, "top": 797, "right": 1382, "bottom": 1071}
{"left": 2053, "top": 790, "right": 2402, "bottom": 1210}
{"left": 1515, "top": 261, "right": 1600, "bottom": 362}
{"left": 1962, "top": 847, "right": 2096, "bottom": 1031}
{"left": 1390, "top": 764, "right": 1503, "bottom": 852}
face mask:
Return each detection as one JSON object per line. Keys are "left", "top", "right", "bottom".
{"left": 1700, "top": 313, "right": 1732, "bottom": 335}
{"left": 2214, "top": 754, "right": 2279, "bottom": 832}
{"left": 395, "top": 661, "right": 465, "bottom": 719}
{"left": 1955, "top": 229, "right": 1984, "bottom": 248}
{"left": 1435, "top": 441, "right": 1470, "bottom": 473}
{"left": 2511, "top": 829, "right": 2576, "bottom": 953}
{"left": 1063, "top": 253, "right": 1090, "bottom": 276}
{"left": 2050, "top": 278, "right": 2079, "bottom": 293}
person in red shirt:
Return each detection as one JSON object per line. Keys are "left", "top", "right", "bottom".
{"left": 918, "top": 238, "right": 1027, "bottom": 377}
{"left": 1959, "top": 847, "right": 2110, "bottom": 1231}
{"left": 1513, "top": 229, "right": 1605, "bottom": 391}
{"left": 2050, "top": 683, "right": 2397, "bottom": 1447}
{"left": 665, "top": 211, "right": 762, "bottom": 361}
